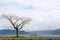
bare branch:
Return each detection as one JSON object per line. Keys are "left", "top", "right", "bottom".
{"left": 17, "top": 18, "right": 31, "bottom": 27}
{"left": 13, "top": 19, "right": 20, "bottom": 24}
{"left": 16, "top": 21, "right": 25, "bottom": 27}
{"left": 2, "top": 14, "right": 16, "bottom": 29}
{"left": 18, "top": 23, "right": 25, "bottom": 30}
{"left": 2, "top": 14, "right": 31, "bottom": 30}
{"left": 17, "top": 20, "right": 31, "bottom": 30}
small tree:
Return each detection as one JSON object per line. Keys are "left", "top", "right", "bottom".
{"left": 2, "top": 14, "right": 31, "bottom": 37}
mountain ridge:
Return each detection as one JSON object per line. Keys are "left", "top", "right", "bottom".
{"left": 0, "top": 29, "right": 60, "bottom": 34}
{"left": 0, "top": 29, "right": 30, "bottom": 34}
{"left": 29, "top": 29, "right": 60, "bottom": 34}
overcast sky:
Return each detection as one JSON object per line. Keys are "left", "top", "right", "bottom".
{"left": 0, "top": 0, "right": 60, "bottom": 31}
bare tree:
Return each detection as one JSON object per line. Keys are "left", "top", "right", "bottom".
{"left": 2, "top": 14, "right": 31, "bottom": 37}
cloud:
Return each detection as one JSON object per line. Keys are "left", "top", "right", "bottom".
{"left": 0, "top": 0, "right": 60, "bottom": 31}
{"left": 0, "top": 1, "right": 34, "bottom": 11}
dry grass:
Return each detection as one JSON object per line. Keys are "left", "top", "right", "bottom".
{"left": 0, "top": 34, "right": 60, "bottom": 38}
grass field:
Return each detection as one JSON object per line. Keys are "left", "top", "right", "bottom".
{"left": 0, "top": 34, "right": 60, "bottom": 40}
{"left": 0, "top": 34, "right": 60, "bottom": 37}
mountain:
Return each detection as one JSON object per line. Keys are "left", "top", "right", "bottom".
{"left": 51, "top": 29, "right": 60, "bottom": 34}
{"left": 0, "top": 29, "right": 30, "bottom": 34}
{"left": 29, "top": 30, "right": 52, "bottom": 34}
{"left": 0, "top": 29, "right": 60, "bottom": 34}
{"left": 29, "top": 29, "right": 60, "bottom": 34}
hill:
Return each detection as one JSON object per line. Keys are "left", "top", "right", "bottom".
{"left": 0, "top": 29, "right": 60, "bottom": 34}
{"left": 0, "top": 29, "right": 29, "bottom": 34}
{"left": 29, "top": 29, "right": 60, "bottom": 34}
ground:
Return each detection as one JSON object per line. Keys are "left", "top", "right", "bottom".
{"left": 0, "top": 34, "right": 60, "bottom": 40}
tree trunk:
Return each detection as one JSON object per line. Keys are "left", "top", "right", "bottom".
{"left": 16, "top": 28, "right": 18, "bottom": 37}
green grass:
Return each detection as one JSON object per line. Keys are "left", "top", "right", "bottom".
{"left": 0, "top": 34, "right": 60, "bottom": 39}
{"left": 0, "top": 36, "right": 25, "bottom": 38}
{"left": 9, "top": 36, "right": 25, "bottom": 38}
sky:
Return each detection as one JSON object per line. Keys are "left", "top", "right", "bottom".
{"left": 0, "top": 0, "right": 60, "bottom": 31}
